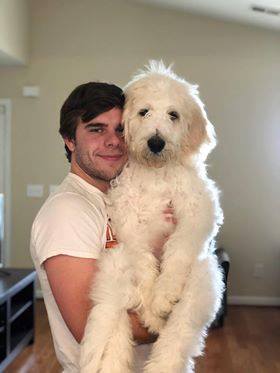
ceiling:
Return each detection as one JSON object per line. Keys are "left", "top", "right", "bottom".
{"left": 1, "top": 1, "right": 279, "bottom": 66}
{"left": 133, "top": 0, "right": 280, "bottom": 31}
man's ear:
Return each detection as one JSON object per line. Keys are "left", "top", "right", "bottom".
{"left": 64, "top": 137, "right": 75, "bottom": 152}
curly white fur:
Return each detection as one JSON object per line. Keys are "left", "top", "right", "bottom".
{"left": 80, "top": 61, "right": 224, "bottom": 373}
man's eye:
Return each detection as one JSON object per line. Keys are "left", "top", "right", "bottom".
{"left": 89, "top": 127, "right": 103, "bottom": 133}
{"left": 168, "top": 111, "right": 180, "bottom": 121}
{"left": 138, "top": 108, "right": 149, "bottom": 117}
{"left": 116, "top": 125, "right": 124, "bottom": 133}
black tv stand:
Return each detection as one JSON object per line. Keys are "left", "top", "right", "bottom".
{"left": 0, "top": 269, "right": 11, "bottom": 277}
{"left": 0, "top": 268, "right": 36, "bottom": 371}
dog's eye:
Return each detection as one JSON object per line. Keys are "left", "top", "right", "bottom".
{"left": 138, "top": 109, "right": 149, "bottom": 117}
{"left": 168, "top": 111, "right": 180, "bottom": 121}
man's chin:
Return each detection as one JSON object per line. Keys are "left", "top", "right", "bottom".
{"left": 91, "top": 168, "right": 123, "bottom": 183}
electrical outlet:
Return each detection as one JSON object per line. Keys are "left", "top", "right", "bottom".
{"left": 253, "top": 263, "right": 264, "bottom": 278}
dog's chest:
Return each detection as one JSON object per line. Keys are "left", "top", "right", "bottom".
{"left": 107, "top": 165, "right": 200, "bottom": 229}
{"left": 110, "top": 175, "right": 172, "bottom": 216}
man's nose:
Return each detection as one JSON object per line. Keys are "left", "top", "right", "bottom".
{"left": 105, "top": 132, "right": 122, "bottom": 147}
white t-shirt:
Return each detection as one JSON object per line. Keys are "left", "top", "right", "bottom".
{"left": 30, "top": 172, "right": 150, "bottom": 372}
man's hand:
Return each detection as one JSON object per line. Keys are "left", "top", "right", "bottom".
{"left": 128, "top": 310, "right": 158, "bottom": 344}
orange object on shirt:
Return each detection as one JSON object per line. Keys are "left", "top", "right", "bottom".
{"left": 105, "top": 219, "right": 118, "bottom": 249}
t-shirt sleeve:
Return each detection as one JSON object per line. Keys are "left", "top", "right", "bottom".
{"left": 32, "top": 193, "right": 105, "bottom": 266}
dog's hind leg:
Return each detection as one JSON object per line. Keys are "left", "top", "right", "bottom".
{"left": 80, "top": 304, "right": 131, "bottom": 373}
{"left": 97, "top": 308, "right": 135, "bottom": 373}
{"left": 80, "top": 299, "right": 136, "bottom": 373}
{"left": 80, "top": 247, "right": 138, "bottom": 373}
{"left": 144, "top": 255, "right": 224, "bottom": 373}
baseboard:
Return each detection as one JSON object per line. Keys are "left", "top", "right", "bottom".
{"left": 228, "top": 296, "right": 280, "bottom": 306}
{"left": 35, "top": 290, "right": 280, "bottom": 306}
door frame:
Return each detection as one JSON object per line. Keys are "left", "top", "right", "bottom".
{"left": 0, "top": 99, "right": 12, "bottom": 266}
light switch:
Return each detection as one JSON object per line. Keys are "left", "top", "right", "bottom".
{"left": 27, "top": 184, "right": 44, "bottom": 198}
{"left": 23, "top": 86, "right": 40, "bottom": 98}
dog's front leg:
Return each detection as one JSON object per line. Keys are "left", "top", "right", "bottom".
{"left": 144, "top": 254, "right": 224, "bottom": 373}
{"left": 130, "top": 248, "right": 166, "bottom": 334}
{"left": 150, "top": 227, "right": 194, "bottom": 319}
{"left": 151, "top": 194, "right": 218, "bottom": 319}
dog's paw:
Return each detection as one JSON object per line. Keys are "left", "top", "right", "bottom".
{"left": 141, "top": 308, "right": 165, "bottom": 334}
{"left": 151, "top": 276, "right": 184, "bottom": 318}
{"left": 151, "top": 291, "right": 178, "bottom": 318}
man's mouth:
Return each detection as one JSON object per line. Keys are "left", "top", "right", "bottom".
{"left": 98, "top": 154, "right": 124, "bottom": 161}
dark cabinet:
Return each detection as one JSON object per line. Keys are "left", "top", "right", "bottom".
{"left": 0, "top": 268, "right": 36, "bottom": 371}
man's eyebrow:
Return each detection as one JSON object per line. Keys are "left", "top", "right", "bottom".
{"left": 84, "top": 122, "right": 107, "bottom": 128}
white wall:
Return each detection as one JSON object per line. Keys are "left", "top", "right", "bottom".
{"left": 0, "top": 0, "right": 29, "bottom": 65}
{"left": 0, "top": 0, "right": 279, "bottom": 301}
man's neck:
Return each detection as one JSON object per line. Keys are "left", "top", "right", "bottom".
{"left": 70, "top": 162, "right": 109, "bottom": 193}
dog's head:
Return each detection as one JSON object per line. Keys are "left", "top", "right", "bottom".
{"left": 123, "top": 60, "right": 216, "bottom": 167}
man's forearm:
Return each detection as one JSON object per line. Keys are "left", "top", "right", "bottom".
{"left": 128, "top": 311, "right": 158, "bottom": 344}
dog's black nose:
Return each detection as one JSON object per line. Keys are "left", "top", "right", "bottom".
{"left": 147, "top": 135, "right": 165, "bottom": 154}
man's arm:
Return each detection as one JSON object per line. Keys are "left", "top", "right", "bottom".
{"left": 44, "top": 254, "right": 156, "bottom": 344}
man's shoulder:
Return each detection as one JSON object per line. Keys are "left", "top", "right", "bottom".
{"left": 35, "top": 190, "right": 104, "bottom": 225}
{"left": 31, "top": 173, "right": 108, "bottom": 239}
{"left": 39, "top": 174, "right": 105, "bottom": 216}
{"left": 42, "top": 190, "right": 90, "bottom": 212}
{"left": 30, "top": 190, "right": 107, "bottom": 249}
{"left": 56, "top": 173, "right": 106, "bottom": 206}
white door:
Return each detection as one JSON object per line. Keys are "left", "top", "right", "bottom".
{"left": 0, "top": 105, "right": 5, "bottom": 264}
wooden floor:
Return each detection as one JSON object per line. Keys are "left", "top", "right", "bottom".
{"left": 4, "top": 300, "right": 280, "bottom": 372}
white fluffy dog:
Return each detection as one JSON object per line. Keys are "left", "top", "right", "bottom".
{"left": 80, "top": 61, "right": 224, "bottom": 373}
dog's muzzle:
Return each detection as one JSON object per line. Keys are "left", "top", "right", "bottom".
{"left": 147, "top": 135, "right": 165, "bottom": 154}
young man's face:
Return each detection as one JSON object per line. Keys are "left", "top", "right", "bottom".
{"left": 65, "top": 107, "right": 127, "bottom": 191}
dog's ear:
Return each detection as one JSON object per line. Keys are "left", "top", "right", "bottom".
{"left": 122, "top": 94, "right": 134, "bottom": 146}
{"left": 182, "top": 100, "right": 216, "bottom": 158}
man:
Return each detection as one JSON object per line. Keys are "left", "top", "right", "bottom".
{"left": 30, "top": 82, "right": 174, "bottom": 372}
